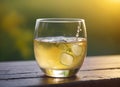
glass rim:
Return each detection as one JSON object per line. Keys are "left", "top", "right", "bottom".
{"left": 36, "top": 18, "right": 85, "bottom": 23}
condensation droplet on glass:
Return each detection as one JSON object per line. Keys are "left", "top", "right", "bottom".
{"left": 76, "top": 26, "right": 80, "bottom": 38}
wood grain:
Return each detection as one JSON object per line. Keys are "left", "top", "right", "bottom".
{"left": 0, "top": 55, "right": 120, "bottom": 87}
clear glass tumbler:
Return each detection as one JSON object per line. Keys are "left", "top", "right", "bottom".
{"left": 34, "top": 18, "right": 87, "bottom": 77}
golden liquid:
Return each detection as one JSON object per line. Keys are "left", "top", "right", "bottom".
{"left": 34, "top": 36, "right": 87, "bottom": 77}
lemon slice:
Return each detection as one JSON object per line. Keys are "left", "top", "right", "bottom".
{"left": 60, "top": 53, "right": 73, "bottom": 66}
{"left": 71, "top": 44, "right": 82, "bottom": 56}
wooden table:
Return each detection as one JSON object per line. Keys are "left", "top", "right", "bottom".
{"left": 0, "top": 55, "right": 120, "bottom": 87}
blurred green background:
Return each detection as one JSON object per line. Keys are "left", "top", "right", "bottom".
{"left": 0, "top": 0, "right": 120, "bottom": 61}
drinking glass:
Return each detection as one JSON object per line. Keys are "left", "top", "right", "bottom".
{"left": 34, "top": 18, "right": 87, "bottom": 77}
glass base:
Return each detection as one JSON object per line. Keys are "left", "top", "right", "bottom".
{"left": 41, "top": 68, "right": 78, "bottom": 77}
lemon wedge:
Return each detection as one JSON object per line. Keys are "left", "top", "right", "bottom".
{"left": 71, "top": 44, "right": 82, "bottom": 56}
{"left": 60, "top": 53, "right": 73, "bottom": 66}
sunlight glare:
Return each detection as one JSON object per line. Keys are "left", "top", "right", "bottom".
{"left": 109, "top": 0, "right": 120, "bottom": 3}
